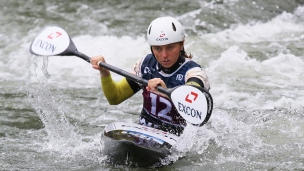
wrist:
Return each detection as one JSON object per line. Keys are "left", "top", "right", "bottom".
{"left": 100, "top": 70, "right": 110, "bottom": 78}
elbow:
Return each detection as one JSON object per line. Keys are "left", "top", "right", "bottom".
{"left": 106, "top": 97, "right": 123, "bottom": 105}
{"left": 108, "top": 101, "right": 120, "bottom": 105}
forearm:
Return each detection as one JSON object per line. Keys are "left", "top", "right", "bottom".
{"left": 101, "top": 75, "right": 135, "bottom": 105}
{"left": 185, "top": 67, "right": 210, "bottom": 91}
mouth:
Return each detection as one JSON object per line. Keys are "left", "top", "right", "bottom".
{"left": 162, "top": 60, "right": 170, "bottom": 65}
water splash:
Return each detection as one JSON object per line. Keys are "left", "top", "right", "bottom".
{"left": 25, "top": 55, "right": 104, "bottom": 165}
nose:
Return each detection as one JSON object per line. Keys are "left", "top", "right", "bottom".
{"left": 160, "top": 49, "right": 169, "bottom": 58}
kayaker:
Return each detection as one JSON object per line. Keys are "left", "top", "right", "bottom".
{"left": 91, "top": 16, "right": 210, "bottom": 136}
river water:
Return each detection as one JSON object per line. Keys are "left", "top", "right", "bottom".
{"left": 1, "top": 0, "right": 304, "bottom": 170}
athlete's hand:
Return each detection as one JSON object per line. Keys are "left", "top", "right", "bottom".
{"left": 146, "top": 78, "right": 167, "bottom": 96}
{"left": 90, "top": 55, "right": 110, "bottom": 77}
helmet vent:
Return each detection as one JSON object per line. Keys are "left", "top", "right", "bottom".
{"left": 172, "top": 22, "right": 176, "bottom": 31}
{"left": 148, "top": 26, "right": 152, "bottom": 35}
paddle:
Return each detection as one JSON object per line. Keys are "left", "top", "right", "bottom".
{"left": 29, "top": 25, "right": 213, "bottom": 126}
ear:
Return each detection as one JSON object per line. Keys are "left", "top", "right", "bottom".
{"left": 180, "top": 40, "right": 184, "bottom": 49}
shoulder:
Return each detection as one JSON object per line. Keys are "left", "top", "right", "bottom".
{"left": 184, "top": 58, "right": 201, "bottom": 68}
{"left": 184, "top": 59, "right": 211, "bottom": 90}
{"left": 131, "top": 54, "right": 155, "bottom": 77}
{"left": 176, "top": 58, "right": 201, "bottom": 75}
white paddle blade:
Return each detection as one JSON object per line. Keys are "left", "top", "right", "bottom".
{"left": 171, "top": 85, "right": 209, "bottom": 125}
{"left": 30, "top": 26, "right": 70, "bottom": 56}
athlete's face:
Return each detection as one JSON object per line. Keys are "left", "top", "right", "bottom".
{"left": 151, "top": 42, "right": 183, "bottom": 68}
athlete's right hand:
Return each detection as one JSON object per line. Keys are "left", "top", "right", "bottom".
{"left": 90, "top": 55, "right": 110, "bottom": 77}
{"left": 146, "top": 78, "right": 168, "bottom": 97}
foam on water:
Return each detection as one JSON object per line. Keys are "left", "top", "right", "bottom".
{"left": 196, "top": 6, "right": 304, "bottom": 57}
{"left": 2, "top": 2, "right": 304, "bottom": 170}
{"left": 165, "top": 8, "right": 304, "bottom": 165}
{"left": 203, "top": 6, "right": 304, "bottom": 113}
{"left": 208, "top": 45, "right": 304, "bottom": 112}
{"left": 0, "top": 23, "right": 149, "bottom": 86}
{"left": 29, "top": 35, "right": 148, "bottom": 88}
{"left": 24, "top": 56, "right": 108, "bottom": 167}
{"left": 21, "top": 8, "right": 304, "bottom": 168}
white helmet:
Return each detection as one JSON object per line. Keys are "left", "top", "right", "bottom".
{"left": 147, "top": 16, "right": 185, "bottom": 46}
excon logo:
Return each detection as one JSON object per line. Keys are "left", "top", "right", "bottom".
{"left": 177, "top": 102, "right": 202, "bottom": 119}
{"left": 34, "top": 39, "right": 57, "bottom": 53}
{"left": 156, "top": 38, "right": 168, "bottom": 41}
{"left": 156, "top": 33, "right": 168, "bottom": 41}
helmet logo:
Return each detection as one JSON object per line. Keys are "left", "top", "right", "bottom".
{"left": 156, "top": 37, "right": 168, "bottom": 41}
{"left": 156, "top": 32, "right": 168, "bottom": 41}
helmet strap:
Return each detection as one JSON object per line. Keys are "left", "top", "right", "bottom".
{"left": 150, "top": 42, "right": 186, "bottom": 74}
{"left": 157, "top": 55, "right": 185, "bottom": 74}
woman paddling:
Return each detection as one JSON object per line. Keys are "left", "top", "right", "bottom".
{"left": 91, "top": 16, "right": 210, "bottom": 136}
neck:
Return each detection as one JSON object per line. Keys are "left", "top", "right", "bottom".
{"left": 157, "top": 56, "right": 185, "bottom": 74}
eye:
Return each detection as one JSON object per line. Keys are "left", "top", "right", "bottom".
{"left": 167, "top": 45, "right": 174, "bottom": 50}
{"left": 153, "top": 46, "right": 161, "bottom": 51}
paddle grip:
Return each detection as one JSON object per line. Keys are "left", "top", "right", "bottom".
{"left": 97, "top": 60, "right": 170, "bottom": 96}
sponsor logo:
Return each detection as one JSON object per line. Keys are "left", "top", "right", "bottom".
{"left": 47, "top": 32, "right": 62, "bottom": 39}
{"left": 125, "top": 130, "right": 165, "bottom": 144}
{"left": 34, "top": 39, "right": 57, "bottom": 53}
{"left": 121, "top": 124, "right": 178, "bottom": 141}
{"left": 156, "top": 38, "right": 168, "bottom": 41}
{"left": 185, "top": 91, "right": 198, "bottom": 103}
{"left": 144, "top": 67, "right": 152, "bottom": 74}
{"left": 159, "top": 33, "right": 165, "bottom": 37}
{"left": 177, "top": 102, "right": 202, "bottom": 120}
{"left": 176, "top": 74, "right": 183, "bottom": 81}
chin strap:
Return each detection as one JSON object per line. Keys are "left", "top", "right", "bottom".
{"left": 157, "top": 55, "right": 185, "bottom": 74}
{"left": 150, "top": 42, "right": 185, "bottom": 74}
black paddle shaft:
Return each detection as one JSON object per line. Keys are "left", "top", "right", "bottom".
{"left": 73, "top": 50, "right": 171, "bottom": 95}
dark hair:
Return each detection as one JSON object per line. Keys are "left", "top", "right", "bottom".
{"left": 180, "top": 42, "right": 192, "bottom": 59}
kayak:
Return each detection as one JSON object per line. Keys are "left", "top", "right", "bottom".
{"left": 102, "top": 122, "right": 179, "bottom": 167}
